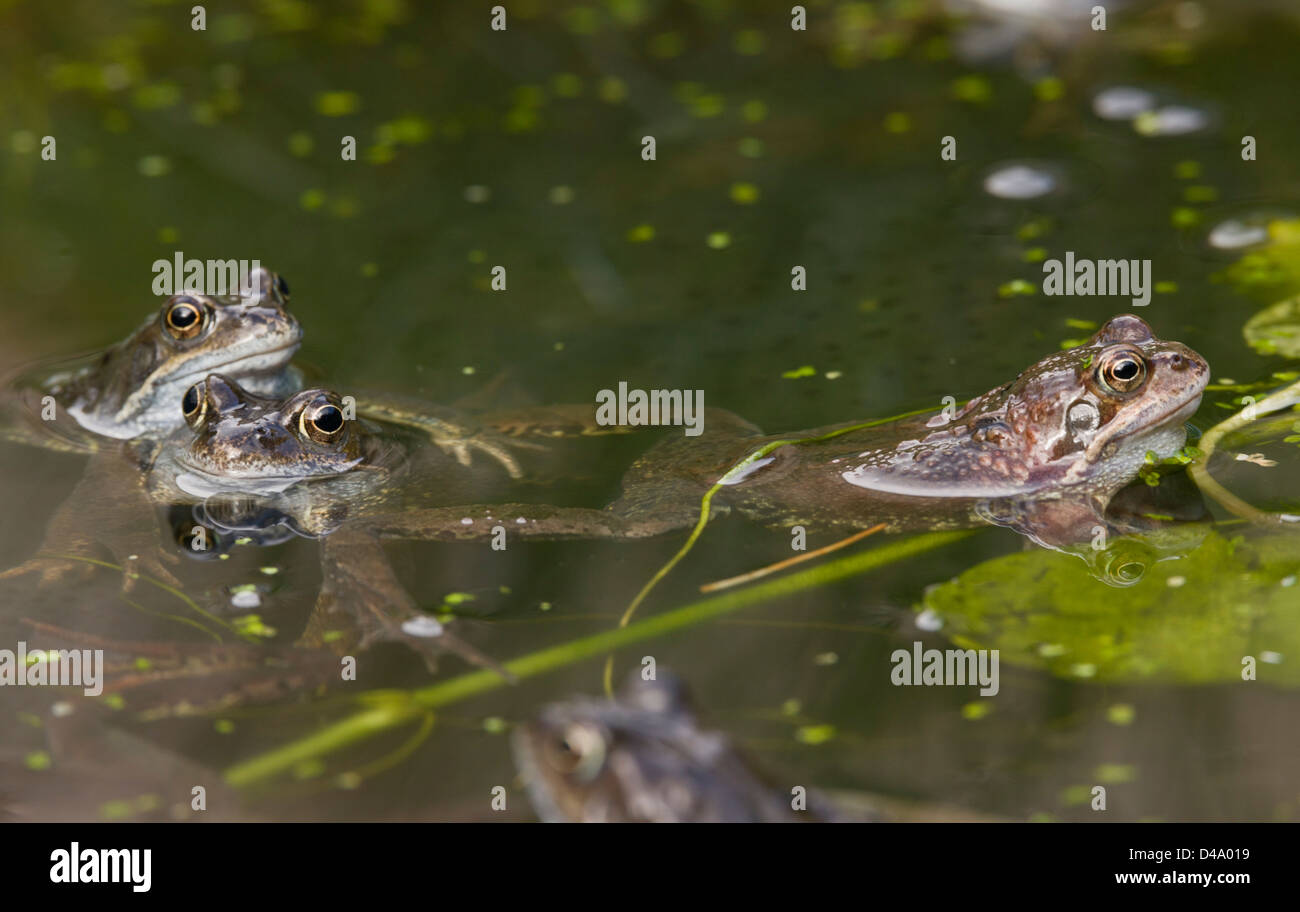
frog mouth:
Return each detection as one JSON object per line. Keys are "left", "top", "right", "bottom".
{"left": 1084, "top": 393, "right": 1204, "bottom": 462}
{"left": 175, "top": 339, "right": 302, "bottom": 386}
{"left": 173, "top": 457, "right": 362, "bottom": 498}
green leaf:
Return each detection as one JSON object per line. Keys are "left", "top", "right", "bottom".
{"left": 1244, "top": 295, "right": 1300, "bottom": 358}
{"left": 920, "top": 530, "right": 1300, "bottom": 685}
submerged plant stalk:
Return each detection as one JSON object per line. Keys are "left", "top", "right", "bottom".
{"left": 224, "top": 528, "right": 971, "bottom": 788}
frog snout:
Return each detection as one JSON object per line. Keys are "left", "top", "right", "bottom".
{"left": 1156, "top": 344, "right": 1207, "bottom": 376}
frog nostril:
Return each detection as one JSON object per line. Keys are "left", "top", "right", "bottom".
{"left": 1169, "top": 353, "right": 1187, "bottom": 371}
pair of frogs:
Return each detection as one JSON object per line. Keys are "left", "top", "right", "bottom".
{"left": 0, "top": 270, "right": 1211, "bottom": 671}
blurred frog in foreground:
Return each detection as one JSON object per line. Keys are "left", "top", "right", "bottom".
{"left": 512, "top": 672, "right": 836, "bottom": 822}
{"left": 512, "top": 672, "right": 1006, "bottom": 823}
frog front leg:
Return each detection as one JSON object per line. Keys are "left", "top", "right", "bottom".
{"left": 354, "top": 400, "right": 542, "bottom": 479}
{"left": 301, "top": 523, "right": 511, "bottom": 677}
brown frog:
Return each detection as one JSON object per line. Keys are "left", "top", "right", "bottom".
{"left": 0, "top": 269, "right": 303, "bottom": 587}
{"left": 1, "top": 268, "right": 304, "bottom": 450}
{"left": 513, "top": 672, "right": 836, "bottom": 822}
{"left": 318, "top": 314, "right": 1211, "bottom": 549}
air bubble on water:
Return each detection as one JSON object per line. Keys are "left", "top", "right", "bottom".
{"left": 1092, "top": 86, "right": 1156, "bottom": 121}
{"left": 1281, "top": 576, "right": 1296, "bottom": 587}
{"left": 401, "top": 616, "right": 444, "bottom": 638}
{"left": 983, "top": 164, "right": 1057, "bottom": 200}
{"left": 1135, "top": 105, "right": 1209, "bottom": 137}
{"left": 1208, "top": 219, "right": 1270, "bottom": 250}
{"left": 1261, "top": 651, "right": 1283, "bottom": 664}
{"left": 460, "top": 517, "right": 473, "bottom": 525}
{"left": 915, "top": 608, "right": 943, "bottom": 631}
{"left": 51, "top": 702, "right": 74, "bottom": 718}
{"left": 230, "top": 589, "right": 261, "bottom": 609}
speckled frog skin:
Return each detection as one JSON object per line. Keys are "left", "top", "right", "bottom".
{"left": 833, "top": 314, "right": 1207, "bottom": 499}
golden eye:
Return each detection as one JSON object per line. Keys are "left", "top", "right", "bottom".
{"left": 1097, "top": 346, "right": 1147, "bottom": 395}
{"left": 544, "top": 722, "right": 608, "bottom": 783}
{"left": 182, "top": 381, "right": 206, "bottom": 429}
{"left": 299, "top": 397, "right": 346, "bottom": 444}
{"left": 163, "top": 295, "right": 207, "bottom": 340}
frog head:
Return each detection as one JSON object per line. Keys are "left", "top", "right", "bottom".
{"left": 61, "top": 267, "right": 301, "bottom": 439}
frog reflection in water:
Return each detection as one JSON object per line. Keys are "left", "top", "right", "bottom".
{"left": 260, "top": 314, "right": 1209, "bottom": 556}
{"left": 513, "top": 672, "right": 833, "bottom": 823}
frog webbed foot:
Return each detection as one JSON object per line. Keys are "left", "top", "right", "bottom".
{"left": 430, "top": 430, "right": 544, "bottom": 480}
{"left": 0, "top": 546, "right": 180, "bottom": 594}
{"left": 359, "top": 616, "right": 514, "bottom": 681}
{"left": 361, "top": 405, "right": 543, "bottom": 479}
{"left": 0, "top": 555, "right": 98, "bottom": 588}
{"left": 303, "top": 526, "right": 512, "bottom": 679}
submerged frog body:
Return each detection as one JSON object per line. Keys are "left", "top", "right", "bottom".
{"left": 513, "top": 672, "right": 832, "bottom": 823}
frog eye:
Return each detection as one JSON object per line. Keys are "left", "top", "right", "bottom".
{"left": 182, "top": 381, "right": 207, "bottom": 429}
{"left": 163, "top": 295, "right": 208, "bottom": 341}
{"left": 543, "top": 722, "right": 608, "bottom": 784}
{"left": 1096, "top": 346, "right": 1147, "bottom": 395}
{"left": 299, "top": 398, "right": 346, "bottom": 445}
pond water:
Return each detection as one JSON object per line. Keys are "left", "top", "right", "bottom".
{"left": 1, "top": 0, "right": 1299, "bottom": 822}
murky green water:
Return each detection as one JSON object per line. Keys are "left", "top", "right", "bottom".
{"left": 2, "top": 0, "right": 1299, "bottom": 821}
